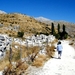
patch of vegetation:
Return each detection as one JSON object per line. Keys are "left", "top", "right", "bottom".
{"left": 51, "top": 23, "right": 68, "bottom": 39}
{"left": 17, "top": 31, "right": 24, "bottom": 38}
{"left": 46, "top": 45, "right": 55, "bottom": 58}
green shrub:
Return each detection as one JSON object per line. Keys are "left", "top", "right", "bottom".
{"left": 17, "top": 31, "right": 24, "bottom": 38}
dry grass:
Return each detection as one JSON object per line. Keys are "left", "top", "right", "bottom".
{"left": 0, "top": 44, "right": 46, "bottom": 72}
{"left": 32, "top": 54, "right": 47, "bottom": 67}
{"left": 0, "top": 44, "right": 40, "bottom": 70}
{"left": 0, "top": 60, "right": 9, "bottom": 71}
{"left": 0, "top": 50, "right": 10, "bottom": 71}
{"left": 17, "top": 61, "right": 29, "bottom": 70}
{"left": 0, "top": 39, "right": 55, "bottom": 74}
{"left": 32, "top": 58, "right": 44, "bottom": 67}
{"left": 0, "top": 13, "right": 51, "bottom": 37}
{"left": 3, "top": 60, "right": 29, "bottom": 75}
{"left": 51, "top": 39, "right": 58, "bottom": 45}
{"left": 26, "top": 46, "right": 40, "bottom": 62}
{"left": 46, "top": 45, "right": 55, "bottom": 58}
{"left": 0, "top": 42, "right": 27, "bottom": 70}
{"left": 38, "top": 54, "right": 47, "bottom": 60}
{"left": 0, "top": 42, "right": 55, "bottom": 71}
{"left": 0, "top": 28, "right": 17, "bottom": 37}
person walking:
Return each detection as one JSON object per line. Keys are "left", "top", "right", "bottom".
{"left": 57, "top": 41, "right": 63, "bottom": 59}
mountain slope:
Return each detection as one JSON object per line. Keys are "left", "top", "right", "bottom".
{"left": 35, "top": 17, "right": 75, "bottom": 37}
{"left": 0, "top": 11, "right": 75, "bottom": 38}
{"left": 0, "top": 13, "right": 51, "bottom": 37}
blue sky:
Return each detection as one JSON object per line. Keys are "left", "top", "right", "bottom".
{"left": 0, "top": 0, "right": 75, "bottom": 23}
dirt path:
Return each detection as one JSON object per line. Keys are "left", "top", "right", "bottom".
{"left": 25, "top": 40, "right": 75, "bottom": 75}
{"left": 39, "top": 41, "right": 75, "bottom": 75}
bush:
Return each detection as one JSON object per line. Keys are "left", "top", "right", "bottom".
{"left": 17, "top": 31, "right": 24, "bottom": 38}
{"left": 55, "top": 33, "right": 60, "bottom": 39}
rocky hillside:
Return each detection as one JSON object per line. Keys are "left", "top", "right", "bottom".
{"left": 0, "top": 13, "right": 51, "bottom": 37}
{"left": 0, "top": 12, "right": 75, "bottom": 38}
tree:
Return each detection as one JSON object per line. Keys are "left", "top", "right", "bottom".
{"left": 63, "top": 24, "right": 66, "bottom": 33}
{"left": 58, "top": 23, "right": 60, "bottom": 33}
{"left": 51, "top": 22, "right": 56, "bottom": 35}
{"left": 61, "top": 24, "right": 68, "bottom": 39}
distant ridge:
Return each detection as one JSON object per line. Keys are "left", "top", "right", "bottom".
{"left": 35, "top": 17, "right": 53, "bottom": 24}
{"left": 35, "top": 16, "right": 75, "bottom": 24}
{"left": 0, "top": 10, "right": 7, "bottom": 14}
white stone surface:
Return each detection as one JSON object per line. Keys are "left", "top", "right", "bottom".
{"left": 0, "top": 71, "right": 3, "bottom": 75}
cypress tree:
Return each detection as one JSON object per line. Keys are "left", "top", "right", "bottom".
{"left": 62, "top": 24, "right": 68, "bottom": 39}
{"left": 58, "top": 23, "right": 60, "bottom": 33}
{"left": 51, "top": 22, "right": 55, "bottom": 35}
{"left": 63, "top": 24, "right": 66, "bottom": 33}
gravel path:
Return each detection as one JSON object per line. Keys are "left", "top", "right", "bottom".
{"left": 25, "top": 40, "right": 75, "bottom": 75}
